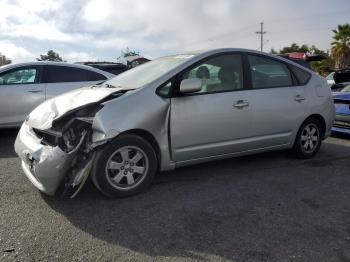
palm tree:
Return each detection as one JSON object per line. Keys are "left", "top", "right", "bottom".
{"left": 331, "top": 24, "right": 350, "bottom": 69}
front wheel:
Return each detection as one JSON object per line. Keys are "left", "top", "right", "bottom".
{"left": 91, "top": 134, "right": 158, "bottom": 197}
{"left": 291, "top": 118, "right": 323, "bottom": 159}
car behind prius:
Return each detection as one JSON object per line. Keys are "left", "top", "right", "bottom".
{"left": 14, "top": 49, "right": 335, "bottom": 198}
{"left": 0, "top": 62, "right": 114, "bottom": 128}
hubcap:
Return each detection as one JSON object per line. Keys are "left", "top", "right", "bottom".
{"left": 300, "top": 123, "right": 319, "bottom": 153}
{"left": 105, "top": 146, "right": 148, "bottom": 190}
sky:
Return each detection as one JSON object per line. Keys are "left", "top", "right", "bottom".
{"left": 0, "top": 0, "right": 349, "bottom": 63}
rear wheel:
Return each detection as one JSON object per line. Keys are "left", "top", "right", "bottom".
{"left": 91, "top": 134, "right": 157, "bottom": 197}
{"left": 291, "top": 118, "right": 323, "bottom": 159}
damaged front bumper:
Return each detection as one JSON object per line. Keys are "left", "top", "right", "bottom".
{"left": 14, "top": 87, "right": 128, "bottom": 197}
{"left": 14, "top": 122, "right": 92, "bottom": 196}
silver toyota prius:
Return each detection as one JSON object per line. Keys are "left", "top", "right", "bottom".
{"left": 14, "top": 48, "right": 335, "bottom": 198}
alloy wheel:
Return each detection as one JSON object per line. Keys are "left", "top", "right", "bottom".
{"left": 300, "top": 123, "right": 320, "bottom": 153}
{"left": 105, "top": 146, "right": 149, "bottom": 190}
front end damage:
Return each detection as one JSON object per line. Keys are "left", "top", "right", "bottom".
{"left": 15, "top": 89, "right": 126, "bottom": 198}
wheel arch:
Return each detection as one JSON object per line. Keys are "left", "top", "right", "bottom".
{"left": 303, "top": 114, "right": 327, "bottom": 139}
{"left": 118, "top": 129, "right": 161, "bottom": 170}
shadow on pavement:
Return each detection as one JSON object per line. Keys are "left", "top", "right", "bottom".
{"left": 43, "top": 140, "right": 350, "bottom": 261}
{"left": 0, "top": 128, "right": 18, "bottom": 158}
{"left": 331, "top": 132, "right": 350, "bottom": 140}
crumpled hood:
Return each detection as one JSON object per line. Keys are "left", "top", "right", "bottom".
{"left": 27, "top": 86, "right": 122, "bottom": 130}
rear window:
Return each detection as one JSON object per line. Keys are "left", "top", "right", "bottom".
{"left": 46, "top": 66, "right": 106, "bottom": 83}
{"left": 248, "top": 55, "right": 293, "bottom": 89}
{"left": 290, "top": 65, "right": 311, "bottom": 85}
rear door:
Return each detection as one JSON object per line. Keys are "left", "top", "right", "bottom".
{"left": 0, "top": 65, "right": 45, "bottom": 127}
{"left": 170, "top": 53, "right": 254, "bottom": 162}
{"left": 44, "top": 65, "right": 108, "bottom": 99}
{"left": 245, "top": 54, "right": 308, "bottom": 148}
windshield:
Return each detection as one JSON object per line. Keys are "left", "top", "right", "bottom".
{"left": 341, "top": 85, "right": 350, "bottom": 92}
{"left": 105, "top": 54, "right": 195, "bottom": 89}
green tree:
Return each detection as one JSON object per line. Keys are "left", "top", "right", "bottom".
{"left": 270, "top": 48, "right": 278, "bottom": 54}
{"left": 37, "top": 50, "right": 65, "bottom": 62}
{"left": 310, "top": 57, "right": 334, "bottom": 76}
{"left": 118, "top": 47, "right": 140, "bottom": 59}
{"left": 279, "top": 43, "right": 309, "bottom": 54}
{"left": 272, "top": 43, "right": 334, "bottom": 75}
{"left": 308, "top": 45, "right": 334, "bottom": 75}
{"left": 309, "top": 45, "right": 327, "bottom": 57}
{"left": 331, "top": 23, "right": 350, "bottom": 69}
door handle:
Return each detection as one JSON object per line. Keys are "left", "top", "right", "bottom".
{"left": 295, "top": 95, "right": 305, "bottom": 102}
{"left": 233, "top": 100, "right": 249, "bottom": 108}
{"left": 27, "top": 90, "right": 43, "bottom": 93}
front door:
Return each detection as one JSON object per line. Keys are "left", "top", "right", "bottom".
{"left": 170, "top": 53, "right": 253, "bottom": 162}
{"left": 0, "top": 66, "right": 45, "bottom": 127}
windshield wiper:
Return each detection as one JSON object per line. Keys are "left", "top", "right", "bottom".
{"left": 91, "top": 82, "right": 123, "bottom": 89}
{"left": 104, "top": 83, "right": 124, "bottom": 89}
{"left": 105, "top": 84, "right": 117, "bottom": 88}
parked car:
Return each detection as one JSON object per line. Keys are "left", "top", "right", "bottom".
{"left": 117, "top": 55, "right": 150, "bottom": 69}
{"left": 76, "top": 62, "right": 127, "bottom": 75}
{"left": 326, "top": 71, "right": 335, "bottom": 88}
{"left": 331, "top": 68, "right": 350, "bottom": 92}
{"left": 332, "top": 84, "right": 350, "bottom": 96}
{"left": 15, "top": 48, "right": 335, "bottom": 198}
{"left": 332, "top": 68, "right": 350, "bottom": 135}
{"left": 338, "top": 85, "right": 350, "bottom": 93}
{"left": 0, "top": 62, "right": 114, "bottom": 128}
{"left": 276, "top": 52, "right": 325, "bottom": 70}
{"left": 332, "top": 93, "right": 350, "bottom": 135}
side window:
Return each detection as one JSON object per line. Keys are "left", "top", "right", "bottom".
{"left": 0, "top": 67, "right": 39, "bottom": 85}
{"left": 290, "top": 65, "right": 311, "bottom": 85}
{"left": 180, "top": 54, "right": 243, "bottom": 94}
{"left": 248, "top": 55, "right": 293, "bottom": 89}
{"left": 46, "top": 66, "right": 104, "bottom": 83}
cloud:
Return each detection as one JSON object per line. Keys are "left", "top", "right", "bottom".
{"left": 0, "top": 40, "right": 34, "bottom": 61}
{"left": 0, "top": 0, "right": 72, "bottom": 42}
{"left": 64, "top": 51, "right": 98, "bottom": 62}
{"left": 0, "top": 0, "right": 349, "bottom": 62}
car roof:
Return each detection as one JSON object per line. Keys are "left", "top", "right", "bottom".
{"left": 170, "top": 48, "right": 315, "bottom": 73}
{"left": 0, "top": 61, "right": 115, "bottom": 78}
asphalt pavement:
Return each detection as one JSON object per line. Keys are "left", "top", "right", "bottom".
{"left": 1, "top": 128, "right": 350, "bottom": 262}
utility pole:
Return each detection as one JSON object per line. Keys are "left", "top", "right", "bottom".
{"left": 256, "top": 22, "right": 266, "bottom": 52}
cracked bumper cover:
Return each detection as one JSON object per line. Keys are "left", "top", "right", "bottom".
{"left": 14, "top": 123, "right": 78, "bottom": 195}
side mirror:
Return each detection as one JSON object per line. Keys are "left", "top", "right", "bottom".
{"left": 179, "top": 79, "right": 202, "bottom": 94}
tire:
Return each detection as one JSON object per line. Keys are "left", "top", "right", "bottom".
{"left": 291, "top": 118, "right": 323, "bottom": 159}
{"left": 91, "top": 134, "right": 158, "bottom": 197}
